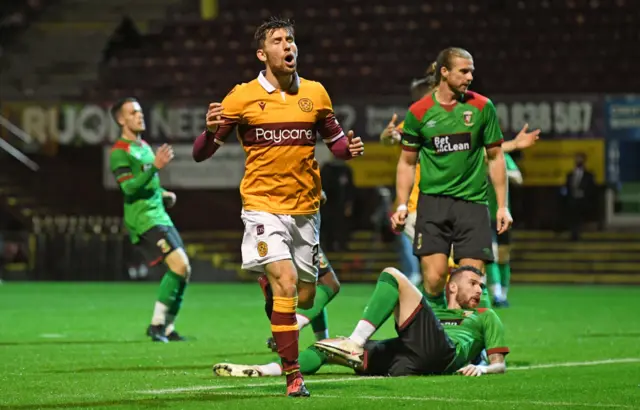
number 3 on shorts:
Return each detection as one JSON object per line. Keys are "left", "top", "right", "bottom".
{"left": 312, "top": 244, "right": 319, "bottom": 266}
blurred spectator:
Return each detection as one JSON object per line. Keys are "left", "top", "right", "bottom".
{"left": 561, "top": 153, "right": 595, "bottom": 240}
{"left": 103, "top": 15, "right": 141, "bottom": 63}
{"left": 320, "top": 159, "right": 354, "bottom": 252}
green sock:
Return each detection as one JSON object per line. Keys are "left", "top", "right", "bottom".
{"left": 168, "top": 280, "right": 187, "bottom": 317}
{"left": 299, "top": 346, "right": 328, "bottom": 375}
{"left": 157, "top": 270, "right": 183, "bottom": 307}
{"left": 499, "top": 263, "right": 511, "bottom": 297}
{"left": 361, "top": 271, "right": 400, "bottom": 328}
{"left": 423, "top": 290, "right": 447, "bottom": 309}
{"left": 310, "top": 308, "right": 329, "bottom": 340}
{"left": 298, "top": 284, "right": 336, "bottom": 333}
{"left": 486, "top": 263, "right": 500, "bottom": 287}
{"left": 478, "top": 285, "right": 492, "bottom": 308}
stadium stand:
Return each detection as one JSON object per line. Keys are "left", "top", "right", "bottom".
{"left": 87, "top": 0, "right": 640, "bottom": 100}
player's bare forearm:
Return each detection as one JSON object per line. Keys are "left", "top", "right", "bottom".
{"left": 486, "top": 353, "right": 507, "bottom": 374}
{"left": 457, "top": 353, "right": 506, "bottom": 376}
{"left": 396, "top": 150, "right": 417, "bottom": 206}
{"left": 501, "top": 140, "right": 518, "bottom": 153}
{"left": 487, "top": 147, "right": 507, "bottom": 209}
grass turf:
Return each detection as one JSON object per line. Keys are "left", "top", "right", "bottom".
{"left": 0, "top": 282, "right": 638, "bottom": 409}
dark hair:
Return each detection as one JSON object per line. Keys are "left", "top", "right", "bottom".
{"left": 410, "top": 61, "right": 438, "bottom": 94}
{"left": 434, "top": 47, "right": 473, "bottom": 83}
{"left": 254, "top": 16, "right": 295, "bottom": 48}
{"left": 110, "top": 97, "right": 138, "bottom": 123}
{"left": 449, "top": 265, "right": 485, "bottom": 280}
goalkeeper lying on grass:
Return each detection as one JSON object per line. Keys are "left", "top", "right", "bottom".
{"left": 214, "top": 266, "right": 508, "bottom": 378}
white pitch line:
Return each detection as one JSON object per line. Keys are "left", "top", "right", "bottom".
{"left": 509, "top": 358, "right": 640, "bottom": 371}
{"left": 39, "top": 333, "right": 66, "bottom": 338}
{"left": 137, "top": 357, "right": 640, "bottom": 395}
{"left": 190, "top": 392, "right": 634, "bottom": 409}
{"left": 136, "top": 376, "right": 386, "bottom": 394}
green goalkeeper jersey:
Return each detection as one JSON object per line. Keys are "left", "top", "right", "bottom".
{"left": 433, "top": 307, "right": 509, "bottom": 372}
{"left": 109, "top": 138, "right": 173, "bottom": 243}
{"left": 487, "top": 152, "right": 519, "bottom": 218}
{"left": 401, "top": 91, "right": 504, "bottom": 204}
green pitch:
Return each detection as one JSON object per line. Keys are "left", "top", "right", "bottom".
{"left": 1, "top": 282, "right": 638, "bottom": 409}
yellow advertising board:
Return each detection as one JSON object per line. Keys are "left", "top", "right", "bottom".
{"left": 347, "top": 143, "right": 401, "bottom": 187}
{"left": 518, "top": 139, "right": 605, "bottom": 186}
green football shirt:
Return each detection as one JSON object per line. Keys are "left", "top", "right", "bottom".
{"left": 487, "top": 152, "right": 519, "bottom": 218}
{"left": 401, "top": 91, "right": 504, "bottom": 204}
{"left": 433, "top": 307, "right": 510, "bottom": 373}
{"left": 109, "top": 138, "right": 173, "bottom": 243}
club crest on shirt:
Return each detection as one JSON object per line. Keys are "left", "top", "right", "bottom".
{"left": 298, "top": 98, "right": 313, "bottom": 112}
{"left": 156, "top": 238, "right": 171, "bottom": 254}
{"left": 463, "top": 110, "right": 474, "bottom": 126}
{"left": 257, "top": 241, "right": 268, "bottom": 257}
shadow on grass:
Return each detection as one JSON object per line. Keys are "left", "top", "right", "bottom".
{"left": 0, "top": 392, "right": 269, "bottom": 410}
{"left": 0, "top": 340, "right": 148, "bottom": 347}
{"left": 45, "top": 352, "right": 275, "bottom": 374}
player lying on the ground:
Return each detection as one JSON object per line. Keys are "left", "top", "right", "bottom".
{"left": 213, "top": 265, "right": 508, "bottom": 377}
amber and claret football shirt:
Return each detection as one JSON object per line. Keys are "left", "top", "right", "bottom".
{"left": 203, "top": 71, "right": 346, "bottom": 215}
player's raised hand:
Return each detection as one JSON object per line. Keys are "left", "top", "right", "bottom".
{"left": 380, "top": 113, "right": 401, "bottom": 145}
{"left": 514, "top": 123, "right": 541, "bottom": 150}
{"left": 346, "top": 130, "right": 364, "bottom": 157}
{"left": 154, "top": 144, "right": 174, "bottom": 169}
{"left": 496, "top": 207, "right": 513, "bottom": 235}
{"left": 206, "top": 102, "right": 225, "bottom": 133}
{"left": 390, "top": 207, "right": 408, "bottom": 232}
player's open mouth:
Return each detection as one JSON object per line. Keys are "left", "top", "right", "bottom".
{"left": 284, "top": 53, "right": 296, "bottom": 67}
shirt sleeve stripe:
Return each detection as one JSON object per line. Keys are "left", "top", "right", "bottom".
{"left": 485, "top": 138, "right": 504, "bottom": 148}
{"left": 113, "top": 167, "right": 132, "bottom": 177}
{"left": 117, "top": 174, "right": 134, "bottom": 183}
{"left": 487, "top": 347, "right": 510, "bottom": 356}
{"left": 402, "top": 134, "right": 421, "bottom": 145}
{"left": 323, "top": 131, "right": 345, "bottom": 144}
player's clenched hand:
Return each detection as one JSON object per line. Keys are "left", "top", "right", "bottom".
{"left": 514, "top": 123, "right": 541, "bottom": 150}
{"left": 380, "top": 113, "right": 401, "bottom": 145}
{"left": 390, "top": 208, "right": 408, "bottom": 232}
{"left": 496, "top": 207, "right": 513, "bottom": 234}
{"left": 154, "top": 144, "right": 174, "bottom": 169}
{"left": 162, "top": 191, "right": 177, "bottom": 208}
{"left": 456, "top": 364, "right": 485, "bottom": 377}
{"left": 346, "top": 130, "right": 364, "bottom": 157}
{"left": 206, "top": 102, "right": 225, "bottom": 133}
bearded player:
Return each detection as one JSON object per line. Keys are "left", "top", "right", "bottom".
{"left": 391, "top": 48, "right": 539, "bottom": 309}
{"left": 214, "top": 265, "right": 508, "bottom": 378}
{"left": 193, "top": 17, "right": 364, "bottom": 397}
{"left": 109, "top": 98, "right": 191, "bottom": 343}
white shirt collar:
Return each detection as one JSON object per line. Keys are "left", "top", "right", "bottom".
{"left": 257, "top": 70, "right": 300, "bottom": 94}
